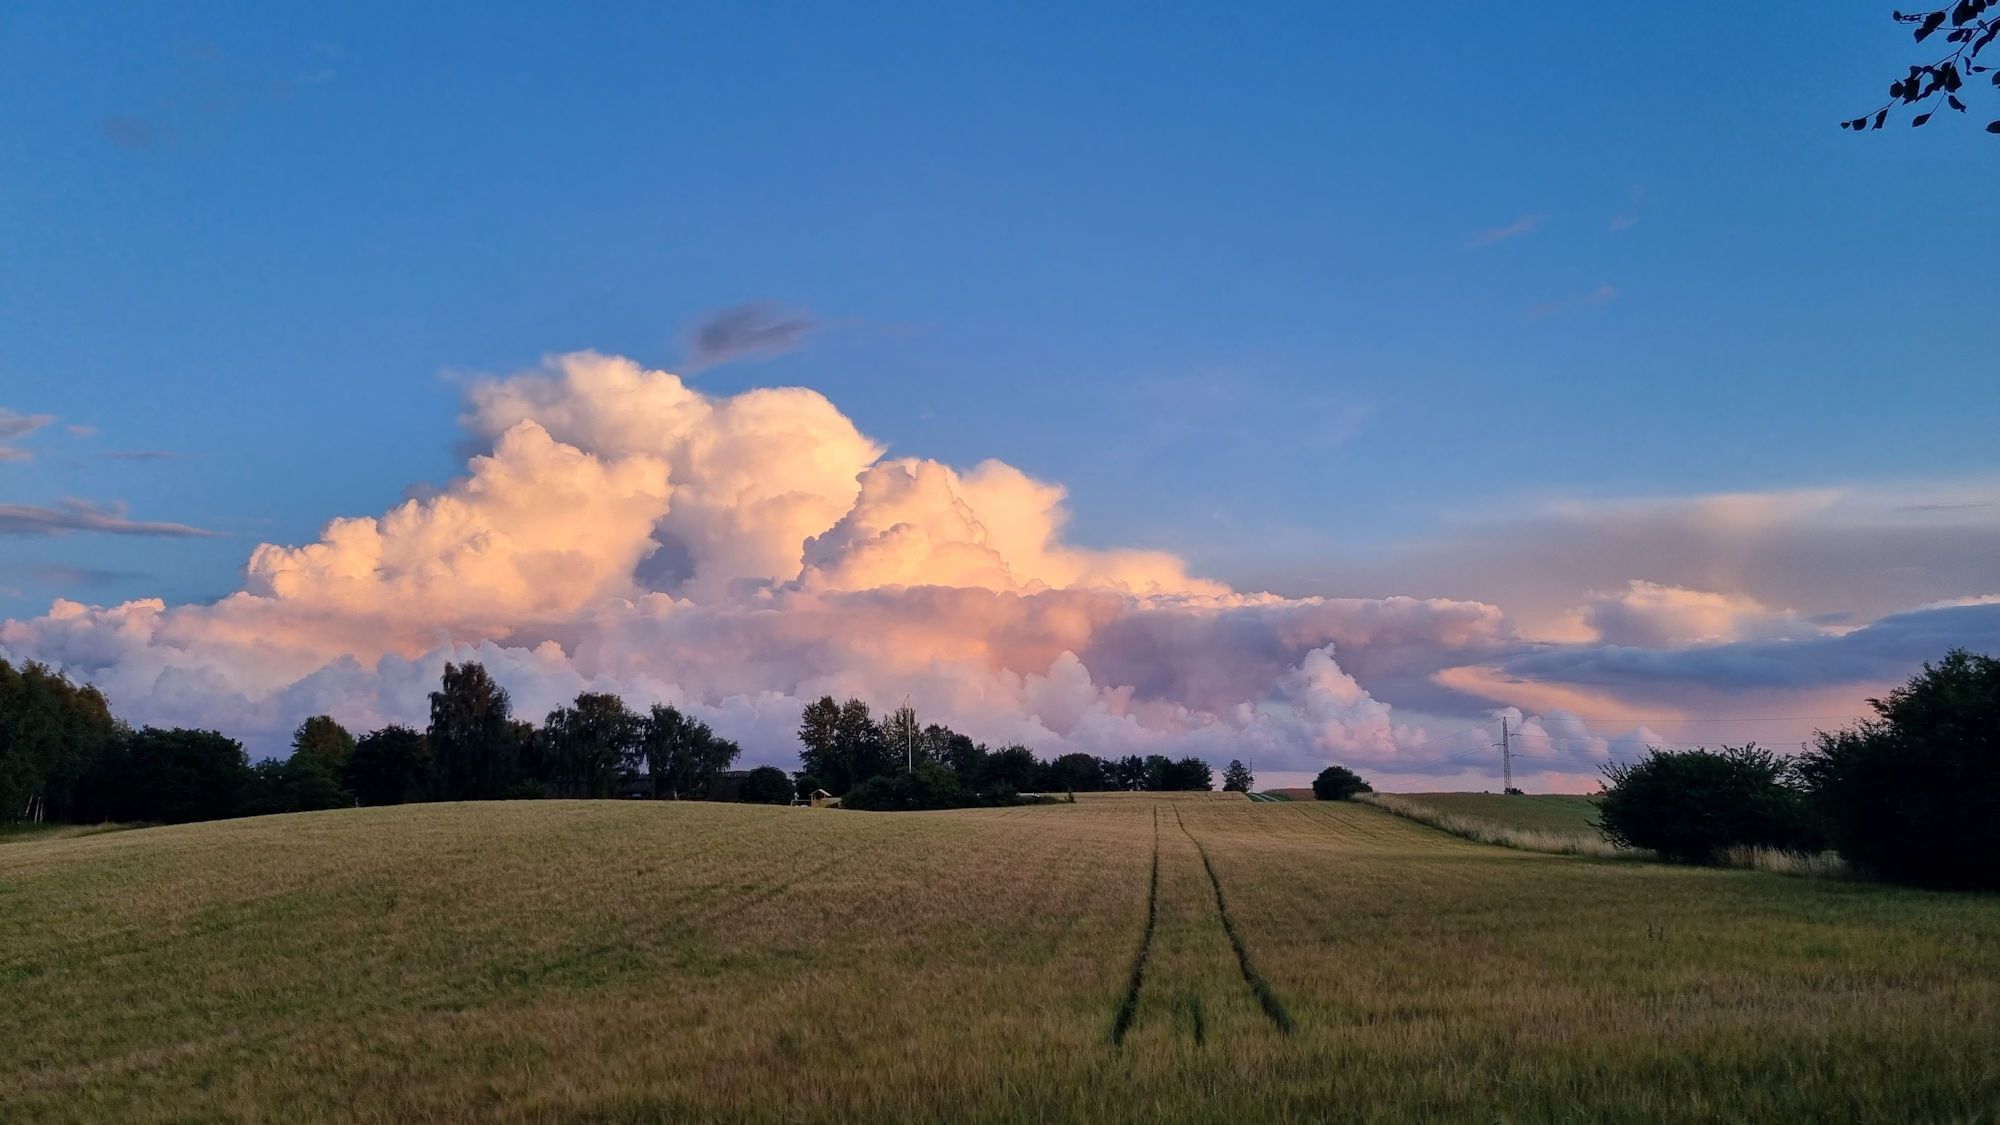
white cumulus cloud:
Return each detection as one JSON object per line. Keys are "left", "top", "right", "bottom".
{"left": 0, "top": 353, "right": 1502, "bottom": 778}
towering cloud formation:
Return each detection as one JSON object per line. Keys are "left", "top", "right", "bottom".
{"left": 6, "top": 352, "right": 1994, "bottom": 787}
{"left": 0, "top": 354, "right": 1518, "bottom": 778}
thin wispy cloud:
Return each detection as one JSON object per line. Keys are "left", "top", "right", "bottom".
{"left": 65, "top": 425, "right": 97, "bottom": 438}
{"left": 1527, "top": 283, "right": 1618, "bottom": 320}
{"left": 683, "top": 301, "right": 821, "bottom": 370}
{"left": 0, "top": 409, "right": 55, "bottom": 441}
{"left": 99, "top": 450, "right": 180, "bottom": 462}
{"left": 0, "top": 408, "right": 56, "bottom": 461}
{"left": 4, "top": 563, "right": 145, "bottom": 588}
{"left": 100, "top": 116, "right": 165, "bottom": 151}
{"left": 0, "top": 499, "right": 218, "bottom": 538}
{"left": 101, "top": 41, "right": 335, "bottom": 154}
{"left": 1466, "top": 214, "right": 1544, "bottom": 249}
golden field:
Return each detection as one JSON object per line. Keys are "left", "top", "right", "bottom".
{"left": 3, "top": 793, "right": 1997, "bottom": 1123}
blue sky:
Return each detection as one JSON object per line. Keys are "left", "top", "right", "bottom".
{"left": 3, "top": 2, "right": 1997, "bottom": 777}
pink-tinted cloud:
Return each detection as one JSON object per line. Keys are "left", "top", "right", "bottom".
{"left": 3, "top": 352, "right": 1991, "bottom": 791}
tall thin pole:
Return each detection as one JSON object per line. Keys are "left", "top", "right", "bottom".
{"left": 1501, "top": 717, "right": 1513, "bottom": 793}
{"left": 904, "top": 694, "right": 913, "bottom": 772}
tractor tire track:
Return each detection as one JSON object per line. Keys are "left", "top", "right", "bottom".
{"left": 1173, "top": 806, "right": 1295, "bottom": 1034}
{"left": 1107, "top": 807, "right": 1160, "bottom": 1045}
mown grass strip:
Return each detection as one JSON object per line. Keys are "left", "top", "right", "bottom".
{"left": 1107, "top": 807, "right": 1160, "bottom": 1045}
{"left": 1173, "top": 807, "right": 1294, "bottom": 1034}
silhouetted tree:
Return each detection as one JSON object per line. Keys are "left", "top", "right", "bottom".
{"left": 542, "top": 692, "right": 641, "bottom": 799}
{"left": 1313, "top": 765, "right": 1372, "bottom": 801}
{"left": 291, "top": 715, "right": 355, "bottom": 771}
{"left": 924, "top": 724, "right": 984, "bottom": 780}
{"left": 641, "top": 703, "right": 741, "bottom": 799}
{"left": 242, "top": 750, "right": 350, "bottom": 816}
{"left": 985, "top": 745, "right": 1040, "bottom": 793}
{"left": 1164, "top": 757, "right": 1213, "bottom": 792}
{"left": 881, "top": 704, "right": 921, "bottom": 769}
{"left": 428, "top": 662, "right": 520, "bottom": 801}
{"left": 0, "top": 658, "right": 123, "bottom": 823}
{"left": 111, "top": 728, "right": 252, "bottom": 824}
{"left": 1797, "top": 650, "right": 2000, "bottom": 888}
{"left": 795, "top": 696, "right": 893, "bottom": 795}
{"left": 739, "top": 765, "right": 794, "bottom": 805}
{"left": 1843, "top": 5, "right": 2000, "bottom": 135}
{"left": 1222, "top": 759, "right": 1254, "bottom": 793}
{"left": 843, "top": 760, "right": 970, "bottom": 811}
{"left": 1596, "top": 745, "right": 1821, "bottom": 863}
{"left": 345, "top": 725, "right": 431, "bottom": 806}
{"left": 1111, "top": 755, "right": 1149, "bottom": 791}
{"left": 1041, "top": 751, "right": 1110, "bottom": 793}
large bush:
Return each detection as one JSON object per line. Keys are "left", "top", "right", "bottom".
{"left": 1312, "top": 765, "right": 1372, "bottom": 801}
{"left": 842, "top": 761, "right": 969, "bottom": 811}
{"left": 739, "top": 766, "right": 794, "bottom": 805}
{"left": 1596, "top": 745, "right": 1820, "bottom": 863}
{"left": 1796, "top": 650, "right": 2000, "bottom": 889}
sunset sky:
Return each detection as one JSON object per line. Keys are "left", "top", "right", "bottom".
{"left": 4, "top": 3, "right": 1996, "bottom": 788}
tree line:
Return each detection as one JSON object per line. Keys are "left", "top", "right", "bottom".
{"left": 794, "top": 695, "right": 1220, "bottom": 810}
{"left": 1, "top": 659, "right": 751, "bottom": 826}
{"left": 1595, "top": 650, "right": 1999, "bottom": 890}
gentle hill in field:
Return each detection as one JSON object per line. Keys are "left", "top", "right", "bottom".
{"left": 4, "top": 795, "right": 1998, "bottom": 1122}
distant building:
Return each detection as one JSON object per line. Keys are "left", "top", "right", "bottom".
{"left": 703, "top": 770, "right": 755, "bottom": 803}
{"left": 615, "top": 769, "right": 763, "bottom": 801}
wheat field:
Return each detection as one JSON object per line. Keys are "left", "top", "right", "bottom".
{"left": 3, "top": 793, "right": 1997, "bottom": 1122}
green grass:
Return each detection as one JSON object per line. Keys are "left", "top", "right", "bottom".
{"left": 3, "top": 795, "right": 1997, "bottom": 1122}
{"left": 0, "top": 821, "right": 136, "bottom": 845}
{"left": 1392, "top": 791, "right": 1604, "bottom": 834}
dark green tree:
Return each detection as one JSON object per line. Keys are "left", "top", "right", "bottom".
{"left": 1596, "top": 745, "right": 1820, "bottom": 863}
{"left": 241, "top": 750, "right": 351, "bottom": 816}
{"left": 291, "top": 715, "right": 355, "bottom": 771}
{"left": 922, "top": 724, "right": 981, "bottom": 780}
{"left": 640, "top": 703, "right": 741, "bottom": 799}
{"left": 542, "top": 692, "right": 640, "bottom": 799}
{"left": 985, "top": 745, "right": 1040, "bottom": 793}
{"left": 1164, "top": 757, "right": 1213, "bottom": 792}
{"left": 1111, "top": 755, "right": 1149, "bottom": 791}
{"left": 797, "top": 696, "right": 840, "bottom": 772}
{"left": 795, "top": 696, "right": 893, "bottom": 795}
{"left": 344, "top": 725, "right": 431, "bottom": 806}
{"left": 428, "top": 662, "right": 519, "bottom": 801}
{"left": 1312, "top": 765, "right": 1372, "bottom": 801}
{"left": 842, "top": 760, "right": 970, "bottom": 811}
{"left": 739, "top": 765, "right": 794, "bottom": 805}
{"left": 1222, "top": 759, "right": 1254, "bottom": 793}
{"left": 881, "top": 704, "right": 922, "bottom": 769}
{"left": 1041, "top": 751, "right": 1109, "bottom": 793}
{"left": 111, "top": 728, "right": 253, "bottom": 824}
{"left": 1797, "top": 650, "right": 2000, "bottom": 888}
{"left": 0, "top": 659, "right": 124, "bottom": 823}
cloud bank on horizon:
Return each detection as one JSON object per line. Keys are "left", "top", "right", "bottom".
{"left": 4, "top": 352, "right": 1997, "bottom": 789}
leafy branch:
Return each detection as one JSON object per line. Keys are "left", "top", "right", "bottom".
{"left": 1843, "top": 3, "right": 2000, "bottom": 133}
